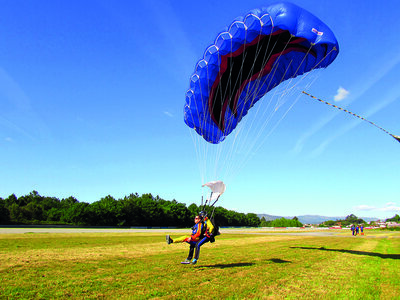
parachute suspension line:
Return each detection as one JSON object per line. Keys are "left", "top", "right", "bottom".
{"left": 199, "top": 31, "right": 239, "bottom": 183}
{"left": 219, "top": 31, "right": 276, "bottom": 181}
{"left": 234, "top": 27, "right": 281, "bottom": 144}
{"left": 203, "top": 60, "right": 217, "bottom": 182}
{"left": 206, "top": 55, "right": 223, "bottom": 181}
{"left": 203, "top": 23, "right": 253, "bottom": 184}
{"left": 189, "top": 125, "right": 211, "bottom": 185}
{"left": 226, "top": 23, "right": 295, "bottom": 179}
{"left": 224, "top": 36, "right": 288, "bottom": 179}
{"left": 223, "top": 32, "right": 305, "bottom": 182}
{"left": 253, "top": 46, "right": 338, "bottom": 155}
{"left": 188, "top": 128, "right": 203, "bottom": 182}
{"left": 190, "top": 68, "right": 214, "bottom": 184}
{"left": 219, "top": 25, "right": 277, "bottom": 183}
{"left": 189, "top": 94, "right": 216, "bottom": 185}
{"left": 222, "top": 24, "right": 254, "bottom": 148}
{"left": 188, "top": 104, "right": 207, "bottom": 184}
{"left": 302, "top": 91, "right": 400, "bottom": 143}
{"left": 222, "top": 37, "right": 333, "bottom": 184}
{"left": 189, "top": 44, "right": 226, "bottom": 183}
{"left": 226, "top": 40, "right": 332, "bottom": 181}
{"left": 202, "top": 20, "right": 319, "bottom": 184}
{"left": 186, "top": 72, "right": 206, "bottom": 182}
{"left": 286, "top": 46, "right": 338, "bottom": 93}
{"left": 227, "top": 39, "right": 334, "bottom": 181}
{"left": 220, "top": 34, "right": 266, "bottom": 180}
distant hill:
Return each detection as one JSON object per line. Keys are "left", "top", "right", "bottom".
{"left": 256, "top": 214, "right": 283, "bottom": 221}
{"left": 257, "top": 214, "right": 379, "bottom": 224}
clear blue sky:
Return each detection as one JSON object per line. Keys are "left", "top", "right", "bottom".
{"left": 1, "top": 0, "right": 399, "bottom": 220}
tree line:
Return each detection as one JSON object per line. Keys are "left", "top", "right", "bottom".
{"left": 260, "top": 216, "right": 303, "bottom": 227}
{"left": 0, "top": 191, "right": 261, "bottom": 227}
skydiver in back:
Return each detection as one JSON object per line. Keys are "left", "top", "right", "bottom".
{"left": 166, "top": 214, "right": 204, "bottom": 265}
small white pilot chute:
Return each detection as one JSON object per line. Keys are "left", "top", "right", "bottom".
{"left": 202, "top": 180, "right": 226, "bottom": 202}
{"left": 201, "top": 181, "right": 226, "bottom": 218}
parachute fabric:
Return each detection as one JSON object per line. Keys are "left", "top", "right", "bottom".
{"left": 202, "top": 180, "right": 226, "bottom": 202}
{"left": 184, "top": 2, "right": 339, "bottom": 144}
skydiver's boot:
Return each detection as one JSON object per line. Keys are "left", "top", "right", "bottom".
{"left": 166, "top": 235, "right": 173, "bottom": 244}
{"left": 190, "top": 259, "right": 197, "bottom": 265}
{"left": 181, "top": 259, "right": 190, "bottom": 264}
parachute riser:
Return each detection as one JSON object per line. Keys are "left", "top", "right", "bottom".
{"left": 209, "top": 195, "right": 220, "bottom": 219}
{"left": 201, "top": 192, "right": 213, "bottom": 212}
{"left": 200, "top": 193, "right": 221, "bottom": 219}
{"left": 202, "top": 194, "right": 221, "bottom": 220}
{"left": 209, "top": 195, "right": 221, "bottom": 208}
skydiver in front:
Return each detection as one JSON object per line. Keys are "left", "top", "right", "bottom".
{"left": 166, "top": 214, "right": 204, "bottom": 265}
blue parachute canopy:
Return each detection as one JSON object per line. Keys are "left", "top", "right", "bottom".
{"left": 184, "top": 2, "right": 339, "bottom": 144}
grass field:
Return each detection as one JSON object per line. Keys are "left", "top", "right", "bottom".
{"left": 1, "top": 229, "right": 399, "bottom": 299}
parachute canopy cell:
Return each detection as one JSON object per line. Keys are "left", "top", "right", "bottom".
{"left": 202, "top": 181, "right": 226, "bottom": 201}
{"left": 184, "top": 2, "right": 339, "bottom": 144}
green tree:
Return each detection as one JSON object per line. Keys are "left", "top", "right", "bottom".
{"left": 9, "top": 203, "right": 25, "bottom": 223}
{"left": 162, "top": 200, "right": 190, "bottom": 227}
{"left": 25, "top": 201, "right": 43, "bottom": 221}
{"left": 0, "top": 198, "right": 10, "bottom": 224}
{"left": 269, "top": 217, "right": 303, "bottom": 227}
{"left": 89, "top": 195, "right": 122, "bottom": 226}
{"left": 246, "top": 213, "right": 261, "bottom": 227}
{"left": 46, "top": 207, "right": 62, "bottom": 222}
{"left": 120, "top": 194, "right": 142, "bottom": 226}
{"left": 323, "top": 220, "right": 336, "bottom": 226}
{"left": 60, "top": 196, "right": 79, "bottom": 209}
{"left": 4, "top": 194, "right": 18, "bottom": 207}
{"left": 135, "top": 195, "right": 164, "bottom": 227}
{"left": 61, "top": 202, "right": 90, "bottom": 225}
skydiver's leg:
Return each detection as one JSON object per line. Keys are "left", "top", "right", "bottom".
{"left": 175, "top": 235, "right": 191, "bottom": 243}
{"left": 187, "top": 242, "right": 196, "bottom": 260}
{"left": 194, "top": 237, "right": 210, "bottom": 260}
{"left": 168, "top": 235, "right": 190, "bottom": 243}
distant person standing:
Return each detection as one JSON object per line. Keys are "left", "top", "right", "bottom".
{"left": 360, "top": 224, "right": 364, "bottom": 235}
{"left": 355, "top": 225, "right": 360, "bottom": 235}
{"left": 351, "top": 224, "right": 355, "bottom": 236}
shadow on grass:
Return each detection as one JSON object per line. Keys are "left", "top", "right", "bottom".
{"left": 267, "top": 258, "right": 291, "bottom": 264}
{"left": 291, "top": 246, "right": 400, "bottom": 259}
{"left": 199, "top": 262, "right": 255, "bottom": 269}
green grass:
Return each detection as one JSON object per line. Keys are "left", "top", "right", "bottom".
{"left": 1, "top": 230, "right": 399, "bottom": 299}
